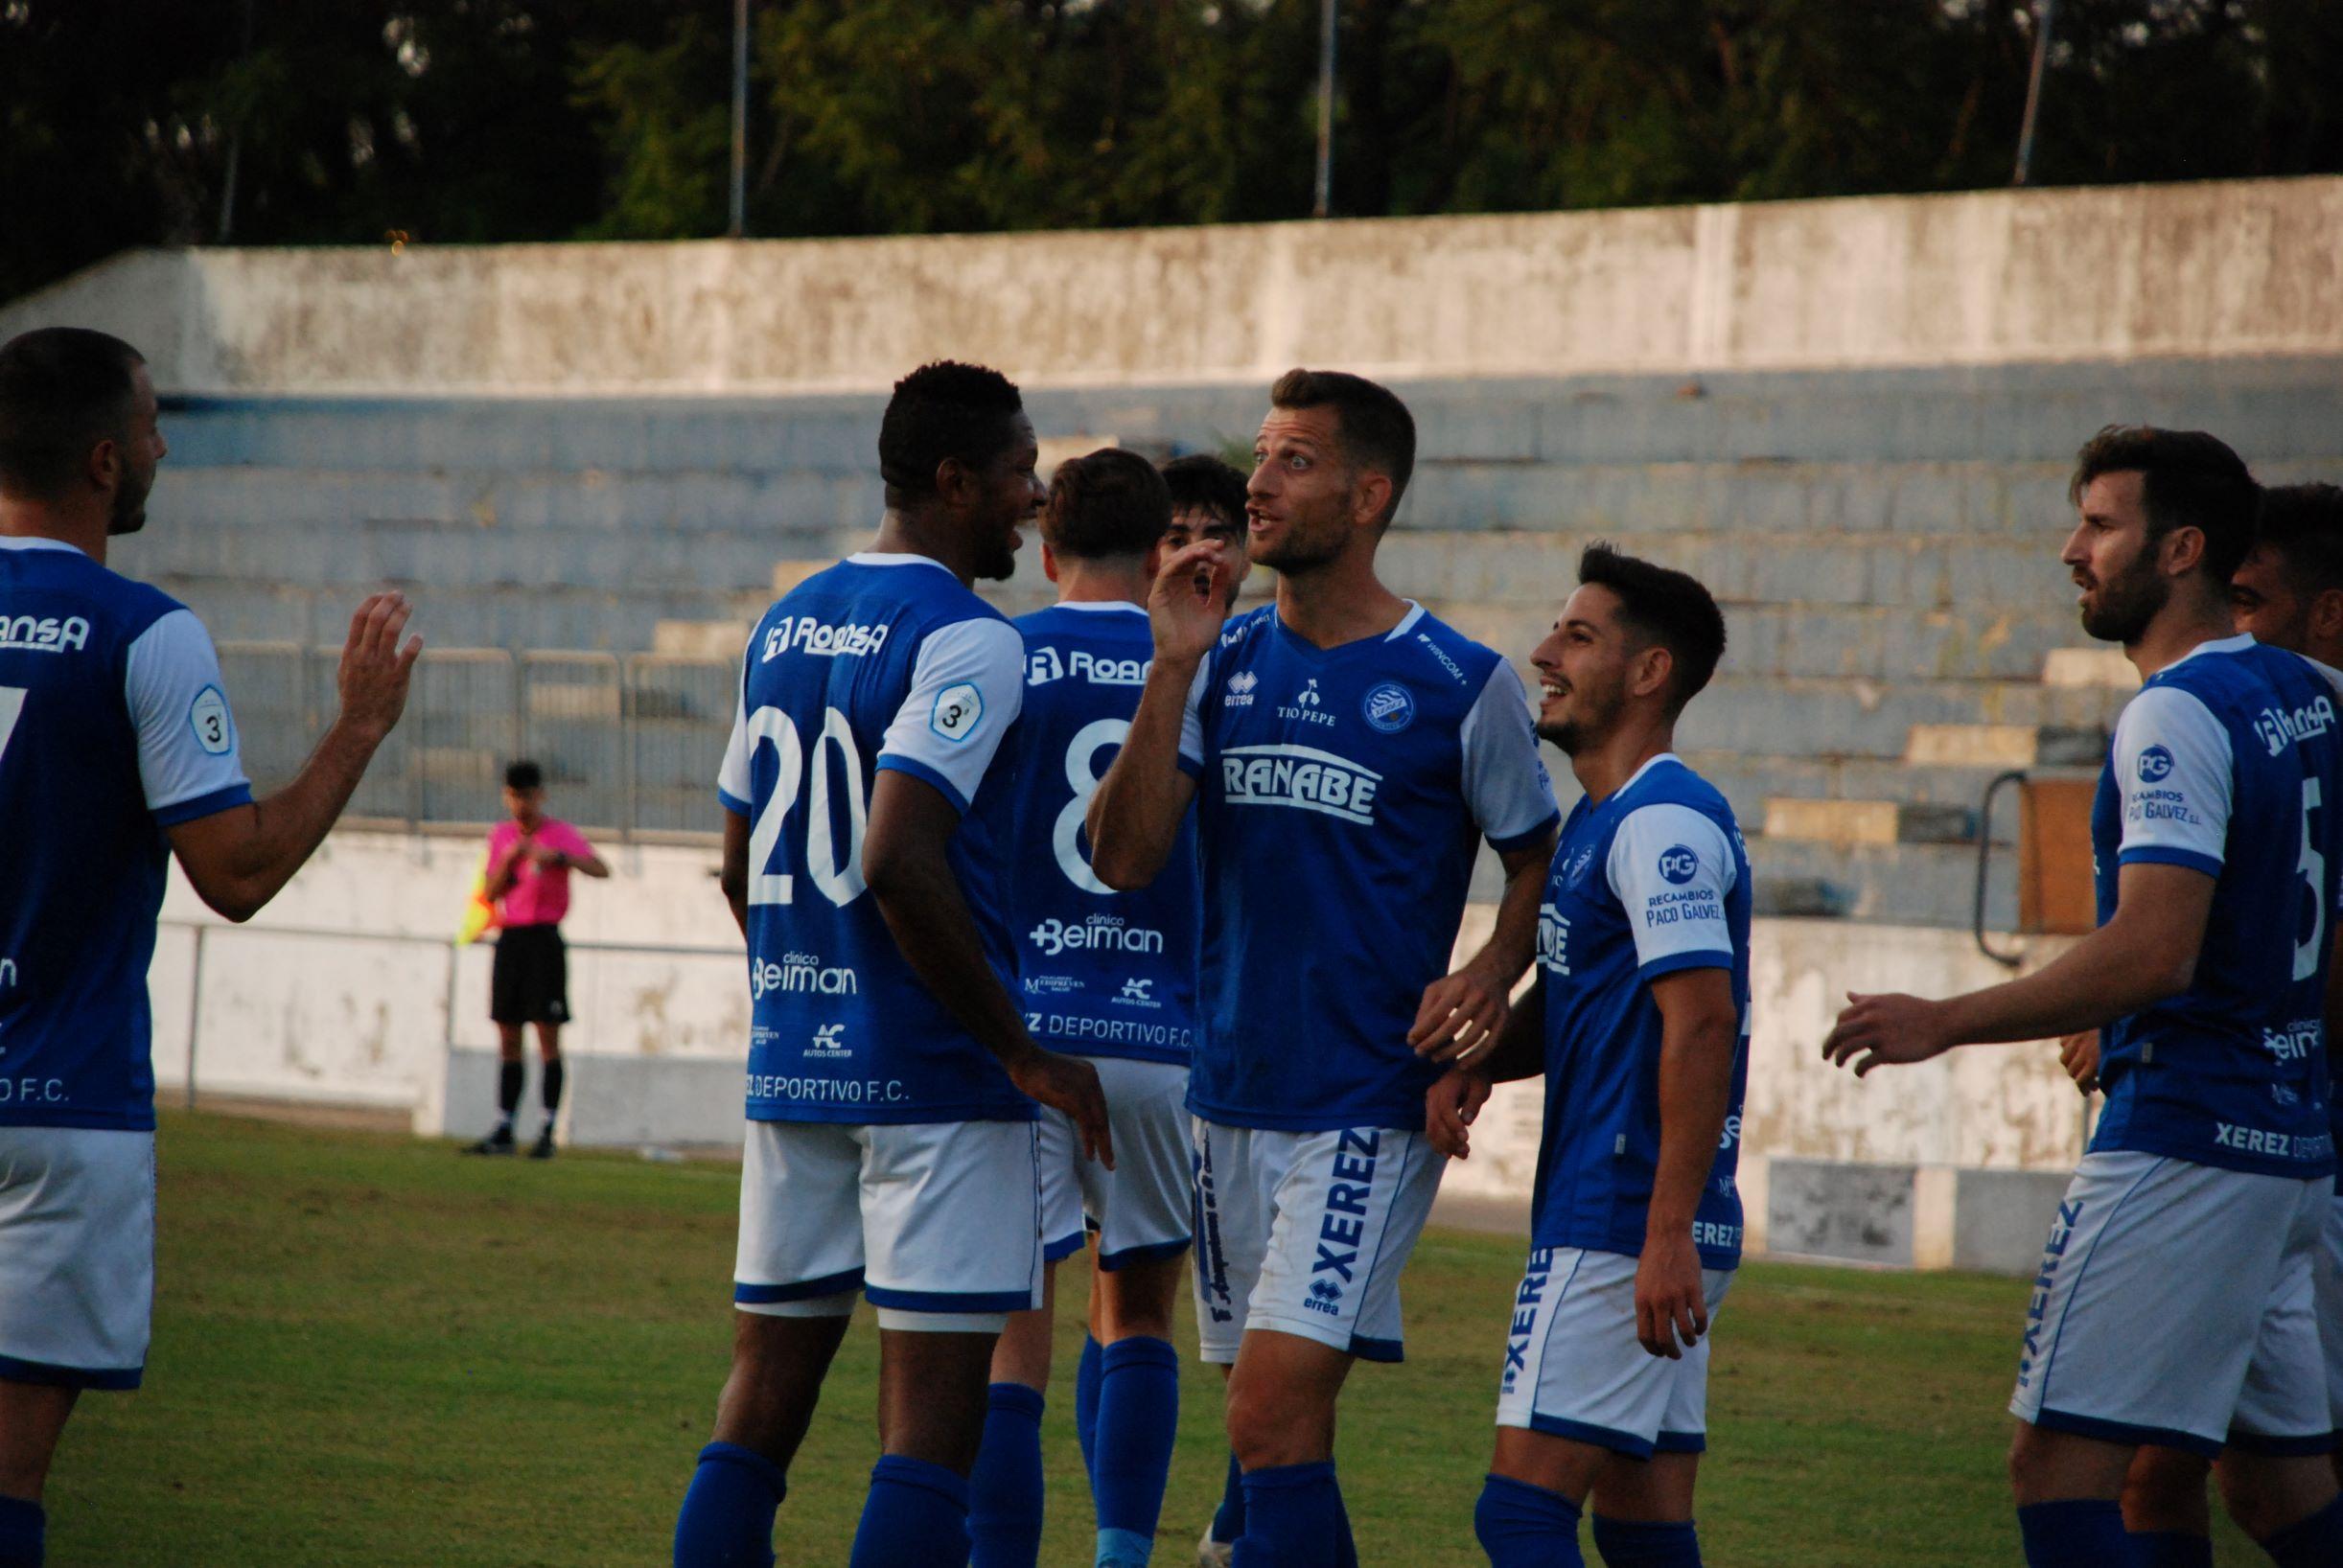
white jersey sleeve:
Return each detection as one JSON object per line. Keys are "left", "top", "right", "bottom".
{"left": 1460, "top": 662, "right": 1560, "bottom": 850}
{"left": 876, "top": 616, "right": 1027, "bottom": 813}
{"left": 716, "top": 643, "right": 754, "bottom": 814}
{"left": 1176, "top": 654, "right": 1213, "bottom": 774}
{"left": 1606, "top": 802, "right": 1738, "bottom": 980}
{"left": 2112, "top": 684, "right": 2231, "bottom": 875}
{"left": 125, "top": 608, "right": 253, "bottom": 825}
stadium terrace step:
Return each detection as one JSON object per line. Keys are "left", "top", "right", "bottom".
{"left": 1903, "top": 723, "right": 2109, "bottom": 770}
{"left": 1759, "top": 798, "right": 1981, "bottom": 848}
{"left": 1675, "top": 676, "right": 2126, "bottom": 762}
{"left": 128, "top": 520, "right": 801, "bottom": 595}
{"left": 652, "top": 620, "right": 752, "bottom": 659}
{"left": 153, "top": 576, "right": 771, "bottom": 651}
{"left": 2040, "top": 648, "right": 2139, "bottom": 689}
{"left": 1747, "top": 837, "right": 2016, "bottom": 930}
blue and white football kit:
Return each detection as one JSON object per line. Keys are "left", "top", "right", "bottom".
{"left": 0, "top": 537, "right": 252, "bottom": 1388}
{"left": 1181, "top": 604, "right": 1558, "bottom": 1363}
{"left": 716, "top": 552, "right": 1039, "bottom": 1333}
{"left": 2008, "top": 635, "right": 2341, "bottom": 1456}
{"left": 1494, "top": 755, "right": 1751, "bottom": 1459}
{"left": 967, "top": 601, "right": 1199, "bottom": 1273}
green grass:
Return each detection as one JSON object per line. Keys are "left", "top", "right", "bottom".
{"left": 48, "top": 1111, "right": 2259, "bottom": 1564}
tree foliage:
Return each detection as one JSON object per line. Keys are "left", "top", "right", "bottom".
{"left": 7, "top": 0, "right": 2342, "bottom": 300}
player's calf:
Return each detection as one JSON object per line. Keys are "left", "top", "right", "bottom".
{"left": 2215, "top": 1451, "right": 2343, "bottom": 1564}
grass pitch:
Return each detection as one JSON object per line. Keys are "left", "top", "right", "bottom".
{"left": 51, "top": 1112, "right": 2260, "bottom": 1565}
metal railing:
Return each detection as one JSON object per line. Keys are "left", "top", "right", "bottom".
{"left": 218, "top": 643, "right": 734, "bottom": 840}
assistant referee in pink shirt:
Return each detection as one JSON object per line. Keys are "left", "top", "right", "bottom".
{"left": 466, "top": 759, "right": 608, "bottom": 1158}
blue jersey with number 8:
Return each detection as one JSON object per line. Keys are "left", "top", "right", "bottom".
{"left": 717, "top": 553, "right": 1030, "bottom": 1124}
{"left": 2089, "top": 634, "right": 2343, "bottom": 1179}
{"left": 964, "top": 602, "right": 1201, "bottom": 1067}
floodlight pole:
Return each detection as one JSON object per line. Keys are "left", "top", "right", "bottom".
{"left": 729, "top": 0, "right": 749, "bottom": 238}
{"left": 2013, "top": 0, "right": 2057, "bottom": 187}
{"left": 1313, "top": 0, "right": 1337, "bottom": 219}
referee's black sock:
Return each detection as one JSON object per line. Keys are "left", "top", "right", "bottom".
{"left": 542, "top": 1057, "right": 566, "bottom": 1126}
{"left": 497, "top": 1059, "right": 524, "bottom": 1131}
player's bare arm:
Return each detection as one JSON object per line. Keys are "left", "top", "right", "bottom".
{"left": 1084, "top": 539, "right": 1233, "bottom": 888}
{"left": 1426, "top": 975, "right": 1546, "bottom": 1160}
{"left": 718, "top": 810, "right": 752, "bottom": 938}
{"left": 1639, "top": 965, "right": 1737, "bottom": 1361}
{"left": 1411, "top": 828, "right": 1559, "bottom": 1065}
{"left": 864, "top": 768, "right": 1113, "bottom": 1167}
{"left": 168, "top": 591, "right": 421, "bottom": 922}
{"left": 1822, "top": 860, "right": 2215, "bottom": 1074}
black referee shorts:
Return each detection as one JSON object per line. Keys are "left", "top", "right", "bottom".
{"left": 490, "top": 924, "right": 569, "bottom": 1026}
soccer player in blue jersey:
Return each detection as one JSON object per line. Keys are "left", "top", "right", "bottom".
{"left": 1088, "top": 370, "right": 1561, "bottom": 1568}
{"left": 962, "top": 449, "right": 1233, "bottom": 1568}
{"left": 673, "top": 361, "right": 1112, "bottom": 1568}
{"left": 1422, "top": 544, "right": 1745, "bottom": 1568}
{"left": 2099, "top": 481, "right": 2343, "bottom": 1566}
{"left": 0, "top": 327, "right": 420, "bottom": 1568}
{"left": 1825, "top": 428, "right": 2343, "bottom": 1568}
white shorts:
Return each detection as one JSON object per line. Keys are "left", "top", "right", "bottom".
{"left": 2008, "top": 1150, "right": 2332, "bottom": 1458}
{"left": 2316, "top": 1190, "right": 2343, "bottom": 1440}
{"left": 1190, "top": 1118, "right": 1445, "bottom": 1366}
{"left": 733, "top": 1119, "right": 1044, "bottom": 1334}
{"left": 0, "top": 1127, "right": 154, "bottom": 1389}
{"left": 1493, "top": 1247, "right": 1733, "bottom": 1459}
{"left": 1037, "top": 1057, "right": 1193, "bottom": 1271}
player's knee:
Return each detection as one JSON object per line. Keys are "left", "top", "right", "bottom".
{"left": 2120, "top": 1448, "right": 2211, "bottom": 1534}
{"left": 1223, "top": 1375, "right": 1330, "bottom": 1469}
{"left": 2215, "top": 1454, "right": 2334, "bottom": 1541}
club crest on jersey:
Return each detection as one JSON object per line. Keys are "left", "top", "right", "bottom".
{"left": 1659, "top": 844, "right": 1699, "bottom": 885}
{"left": 1224, "top": 669, "right": 1259, "bottom": 707}
{"left": 2137, "top": 745, "right": 2175, "bottom": 783}
{"left": 1362, "top": 681, "right": 1416, "bottom": 734}
{"left": 0, "top": 614, "right": 90, "bottom": 654}
{"left": 930, "top": 681, "right": 983, "bottom": 742}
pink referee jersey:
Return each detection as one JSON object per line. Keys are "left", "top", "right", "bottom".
{"left": 485, "top": 818, "right": 596, "bottom": 927}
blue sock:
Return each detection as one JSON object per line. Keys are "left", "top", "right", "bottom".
{"left": 2261, "top": 1493, "right": 2343, "bottom": 1568}
{"left": 2125, "top": 1531, "right": 2210, "bottom": 1568}
{"left": 1076, "top": 1334, "right": 1104, "bottom": 1487}
{"left": 967, "top": 1384, "right": 1046, "bottom": 1568}
{"left": 850, "top": 1455, "right": 970, "bottom": 1568}
{"left": 1591, "top": 1513, "right": 1700, "bottom": 1567}
{"left": 1210, "top": 1451, "right": 1245, "bottom": 1545}
{"left": 2015, "top": 1500, "right": 2126, "bottom": 1567}
{"left": 1232, "top": 1462, "right": 1339, "bottom": 1568}
{"left": 0, "top": 1496, "right": 42, "bottom": 1568}
{"left": 672, "top": 1441, "right": 783, "bottom": 1568}
{"left": 1475, "top": 1473, "right": 1584, "bottom": 1567}
{"left": 1093, "top": 1337, "right": 1179, "bottom": 1566}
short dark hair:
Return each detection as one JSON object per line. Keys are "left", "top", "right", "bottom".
{"left": 0, "top": 327, "right": 145, "bottom": 499}
{"left": 1161, "top": 453, "right": 1249, "bottom": 527}
{"left": 504, "top": 759, "right": 545, "bottom": 792}
{"left": 877, "top": 360, "right": 1025, "bottom": 503}
{"left": 1041, "top": 448, "right": 1171, "bottom": 561}
{"left": 1577, "top": 541, "right": 1727, "bottom": 711}
{"left": 2070, "top": 425, "right": 2260, "bottom": 584}
{"left": 1268, "top": 367, "right": 1416, "bottom": 524}
{"left": 2253, "top": 484, "right": 2343, "bottom": 599}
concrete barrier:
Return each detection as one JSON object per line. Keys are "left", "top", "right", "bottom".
{"left": 12, "top": 177, "right": 2343, "bottom": 395}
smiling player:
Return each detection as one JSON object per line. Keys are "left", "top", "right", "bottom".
{"left": 1427, "top": 544, "right": 1746, "bottom": 1568}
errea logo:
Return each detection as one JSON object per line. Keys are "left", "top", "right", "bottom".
{"left": 1225, "top": 669, "right": 1259, "bottom": 707}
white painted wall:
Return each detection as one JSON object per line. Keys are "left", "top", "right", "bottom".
{"left": 14, "top": 177, "right": 2343, "bottom": 396}
{"left": 151, "top": 830, "right": 2089, "bottom": 1189}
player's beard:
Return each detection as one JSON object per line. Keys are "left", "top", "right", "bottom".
{"left": 107, "top": 460, "right": 152, "bottom": 536}
{"left": 2078, "top": 547, "right": 2167, "bottom": 644}
{"left": 1250, "top": 507, "right": 1347, "bottom": 575}
{"left": 1538, "top": 676, "right": 1620, "bottom": 756}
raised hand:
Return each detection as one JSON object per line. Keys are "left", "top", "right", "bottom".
{"left": 1147, "top": 540, "right": 1237, "bottom": 666}
{"left": 337, "top": 592, "right": 423, "bottom": 742}
{"left": 1821, "top": 991, "right": 1956, "bottom": 1077}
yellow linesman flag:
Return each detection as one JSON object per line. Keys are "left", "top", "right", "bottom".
{"left": 458, "top": 851, "right": 499, "bottom": 945}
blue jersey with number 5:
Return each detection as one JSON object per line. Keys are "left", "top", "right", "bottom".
{"left": 965, "top": 602, "right": 1200, "bottom": 1066}
{"left": 2089, "top": 634, "right": 2342, "bottom": 1179}
{"left": 717, "top": 553, "right": 1029, "bottom": 1124}
{"left": 0, "top": 540, "right": 252, "bottom": 1130}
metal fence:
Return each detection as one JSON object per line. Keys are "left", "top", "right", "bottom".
{"left": 217, "top": 644, "right": 735, "bottom": 840}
